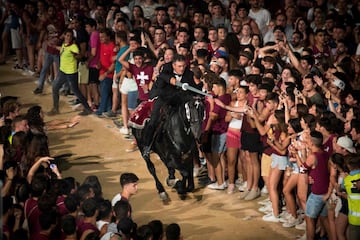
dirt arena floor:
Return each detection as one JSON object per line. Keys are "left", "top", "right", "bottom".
{"left": 1, "top": 62, "right": 304, "bottom": 239}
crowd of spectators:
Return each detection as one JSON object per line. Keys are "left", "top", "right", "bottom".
{"left": 1, "top": 0, "right": 360, "bottom": 239}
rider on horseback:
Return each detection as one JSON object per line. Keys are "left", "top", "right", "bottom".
{"left": 142, "top": 54, "right": 202, "bottom": 158}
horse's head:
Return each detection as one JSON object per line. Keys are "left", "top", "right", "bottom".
{"left": 184, "top": 97, "right": 205, "bottom": 140}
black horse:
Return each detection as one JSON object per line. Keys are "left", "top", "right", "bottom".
{"left": 132, "top": 96, "right": 204, "bottom": 201}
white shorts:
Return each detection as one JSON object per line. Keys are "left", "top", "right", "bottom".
{"left": 120, "top": 77, "right": 138, "bottom": 94}
{"left": 11, "top": 28, "right": 22, "bottom": 49}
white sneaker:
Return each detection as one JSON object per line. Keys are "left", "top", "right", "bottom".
{"left": 282, "top": 216, "right": 301, "bottom": 228}
{"left": 119, "top": 126, "right": 129, "bottom": 135}
{"left": 258, "top": 204, "right": 273, "bottom": 213}
{"left": 279, "top": 212, "right": 291, "bottom": 223}
{"left": 207, "top": 182, "right": 226, "bottom": 190}
{"left": 72, "top": 103, "right": 83, "bottom": 111}
{"left": 295, "top": 220, "right": 306, "bottom": 230}
{"left": 258, "top": 198, "right": 271, "bottom": 206}
{"left": 238, "top": 181, "right": 247, "bottom": 192}
{"left": 262, "top": 213, "right": 280, "bottom": 223}
{"left": 261, "top": 186, "right": 268, "bottom": 195}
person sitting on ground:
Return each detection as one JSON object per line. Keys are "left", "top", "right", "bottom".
{"left": 26, "top": 105, "right": 80, "bottom": 134}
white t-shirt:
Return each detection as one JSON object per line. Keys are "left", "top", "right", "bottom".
{"left": 111, "top": 193, "right": 122, "bottom": 206}
{"left": 249, "top": 8, "right": 271, "bottom": 36}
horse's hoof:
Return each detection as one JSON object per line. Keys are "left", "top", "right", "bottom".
{"left": 166, "top": 178, "right": 179, "bottom": 187}
{"left": 179, "top": 194, "right": 187, "bottom": 200}
{"left": 159, "top": 192, "right": 169, "bottom": 201}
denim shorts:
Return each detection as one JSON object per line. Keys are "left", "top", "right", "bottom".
{"left": 211, "top": 133, "right": 227, "bottom": 153}
{"left": 271, "top": 154, "right": 289, "bottom": 170}
{"left": 306, "top": 193, "right": 328, "bottom": 218}
{"left": 127, "top": 90, "right": 139, "bottom": 110}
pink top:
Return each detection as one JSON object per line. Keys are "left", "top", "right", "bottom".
{"left": 88, "top": 31, "right": 100, "bottom": 68}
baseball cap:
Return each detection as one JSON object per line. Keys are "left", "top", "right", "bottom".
{"left": 333, "top": 78, "right": 345, "bottom": 91}
{"left": 337, "top": 136, "right": 355, "bottom": 153}
{"left": 239, "top": 51, "right": 253, "bottom": 60}
{"left": 213, "top": 49, "right": 228, "bottom": 58}
{"left": 210, "top": 60, "right": 222, "bottom": 67}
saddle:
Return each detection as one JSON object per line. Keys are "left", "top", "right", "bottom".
{"left": 128, "top": 98, "right": 156, "bottom": 129}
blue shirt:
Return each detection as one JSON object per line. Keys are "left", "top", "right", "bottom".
{"left": 115, "top": 45, "right": 129, "bottom": 74}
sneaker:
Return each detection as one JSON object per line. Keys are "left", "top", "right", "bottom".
{"left": 239, "top": 189, "right": 250, "bottom": 199}
{"left": 279, "top": 212, "right": 291, "bottom": 223}
{"left": 78, "top": 109, "right": 92, "bottom": 116}
{"left": 238, "top": 181, "right": 247, "bottom": 192}
{"left": 261, "top": 186, "right": 268, "bottom": 195}
{"left": 123, "top": 134, "right": 134, "bottom": 141}
{"left": 119, "top": 126, "right": 129, "bottom": 135}
{"left": 47, "top": 108, "right": 59, "bottom": 116}
{"left": 94, "top": 111, "right": 105, "bottom": 118}
{"left": 72, "top": 103, "right": 83, "bottom": 111}
{"left": 258, "top": 204, "right": 273, "bottom": 213}
{"left": 227, "top": 183, "right": 235, "bottom": 194}
{"left": 12, "top": 64, "right": 23, "bottom": 70}
{"left": 258, "top": 198, "right": 271, "bottom": 206}
{"left": 125, "top": 143, "right": 138, "bottom": 153}
{"left": 295, "top": 220, "right": 306, "bottom": 230}
{"left": 282, "top": 216, "right": 301, "bottom": 228}
{"left": 113, "top": 119, "right": 123, "bottom": 128}
{"left": 199, "top": 157, "right": 206, "bottom": 166}
{"left": 235, "top": 178, "right": 243, "bottom": 186}
{"left": 262, "top": 213, "right": 280, "bottom": 223}
{"left": 207, "top": 182, "right": 226, "bottom": 190}
{"left": 33, "top": 88, "right": 43, "bottom": 95}
{"left": 69, "top": 99, "right": 81, "bottom": 105}
{"left": 244, "top": 189, "right": 260, "bottom": 201}
{"left": 103, "top": 111, "right": 117, "bottom": 118}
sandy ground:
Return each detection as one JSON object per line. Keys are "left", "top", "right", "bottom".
{"left": 0, "top": 63, "right": 304, "bottom": 239}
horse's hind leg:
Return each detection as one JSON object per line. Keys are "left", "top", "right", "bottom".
{"left": 187, "top": 167, "right": 195, "bottom": 192}
{"left": 143, "top": 156, "right": 168, "bottom": 200}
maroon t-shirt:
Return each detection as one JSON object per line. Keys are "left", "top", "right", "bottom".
{"left": 309, "top": 151, "right": 330, "bottom": 195}
{"left": 129, "top": 63, "right": 154, "bottom": 101}
{"left": 25, "top": 198, "right": 41, "bottom": 240}
{"left": 211, "top": 94, "right": 231, "bottom": 134}
{"left": 323, "top": 134, "right": 336, "bottom": 155}
{"left": 32, "top": 233, "right": 50, "bottom": 240}
{"left": 77, "top": 221, "right": 100, "bottom": 239}
{"left": 56, "top": 195, "right": 69, "bottom": 217}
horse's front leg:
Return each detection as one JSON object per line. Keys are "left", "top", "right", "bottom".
{"left": 166, "top": 167, "right": 179, "bottom": 188}
{"left": 175, "top": 169, "right": 189, "bottom": 200}
{"left": 142, "top": 154, "right": 168, "bottom": 201}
